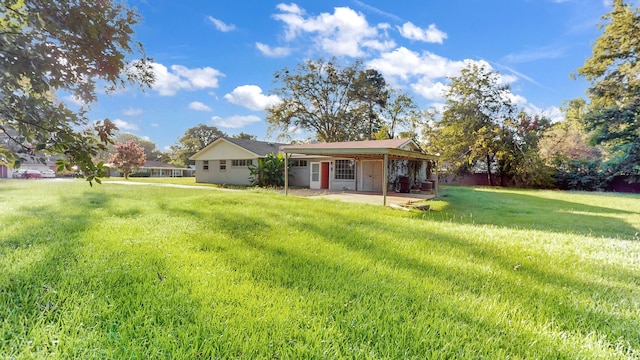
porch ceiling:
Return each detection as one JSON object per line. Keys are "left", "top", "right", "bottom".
{"left": 281, "top": 147, "right": 438, "bottom": 162}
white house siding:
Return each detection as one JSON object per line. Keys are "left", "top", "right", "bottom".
{"left": 329, "top": 159, "right": 356, "bottom": 191}
{"left": 194, "top": 159, "right": 253, "bottom": 185}
{"left": 288, "top": 164, "right": 310, "bottom": 187}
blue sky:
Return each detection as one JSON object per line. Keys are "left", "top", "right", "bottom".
{"left": 76, "top": 0, "right": 620, "bottom": 151}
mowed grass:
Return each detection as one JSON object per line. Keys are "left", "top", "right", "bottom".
{"left": 0, "top": 180, "right": 638, "bottom": 359}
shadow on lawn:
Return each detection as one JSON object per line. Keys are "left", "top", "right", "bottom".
{"left": 423, "top": 187, "right": 639, "bottom": 240}
{"left": 191, "top": 196, "right": 638, "bottom": 357}
{"left": 0, "top": 188, "right": 207, "bottom": 357}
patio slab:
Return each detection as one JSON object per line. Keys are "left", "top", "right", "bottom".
{"left": 284, "top": 188, "right": 435, "bottom": 207}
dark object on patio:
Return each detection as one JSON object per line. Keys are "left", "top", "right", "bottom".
{"left": 398, "top": 176, "right": 410, "bottom": 193}
{"left": 421, "top": 181, "right": 433, "bottom": 191}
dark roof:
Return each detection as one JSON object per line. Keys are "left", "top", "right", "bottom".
{"left": 223, "top": 137, "right": 288, "bottom": 157}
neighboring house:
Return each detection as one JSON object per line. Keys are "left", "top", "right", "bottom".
{"left": 282, "top": 139, "right": 439, "bottom": 193}
{"left": 190, "top": 137, "right": 287, "bottom": 185}
{"left": 107, "top": 160, "right": 192, "bottom": 177}
{"left": 1, "top": 161, "right": 57, "bottom": 178}
{"left": 190, "top": 137, "right": 439, "bottom": 194}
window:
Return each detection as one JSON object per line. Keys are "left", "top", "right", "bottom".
{"left": 203, "top": 161, "right": 209, "bottom": 171}
{"left": 219, "top": 160, "right": 226, "bottom": 171}
{"left": 231, "top": 159, "right": 252, "bottom": 167}
{"left": 291, "top": 160, "right": 308, "bottom": 167}
{"left": 334, "top": 159, "right": 355, "bottom": 180}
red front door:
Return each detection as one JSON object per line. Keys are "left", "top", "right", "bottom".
{"left": 321, "top": 162, "right": 330, "bottom": 189}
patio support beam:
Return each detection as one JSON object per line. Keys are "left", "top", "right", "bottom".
{"left": 434, "top": 160, "right": 439, "bottom": 197}
{"left": 284, "top": 152, "right": 289, "bottom": 195}
{"left": 383, "top": 153, "right": 388, "bottom": 206}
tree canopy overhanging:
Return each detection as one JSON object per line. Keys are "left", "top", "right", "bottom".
{"left": 0, "top": 0, "right": 154, "bottom": 183}
{"left": 577, "top": 0, "right": 640, "bottom": 179}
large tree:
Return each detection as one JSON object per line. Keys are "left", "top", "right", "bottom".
{"left": 108, "top": 139, "right": 145, "bottom": 179}
{"left": 577, "top": 0, "right": 640, "bottom": 179}
{"left": 169, "top": 124, "right": 226, "bottom": 167}
{"left": 430, "top": 63, "right": 517, "bottom": 185}
{"left": 266, "top": 58, "right": 371, "bottom": 142}
{"left": 375, "top": 89, "right": 420, "bottom": 140}
{"left": 351, "top": 69, "right": 388, "bottom": 139}
{"left": 0, "top": 0, "right": 154, "bottom": 183}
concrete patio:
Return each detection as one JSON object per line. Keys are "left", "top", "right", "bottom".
{"left": 283, "top": 188, "right": 436, "bottom": 207}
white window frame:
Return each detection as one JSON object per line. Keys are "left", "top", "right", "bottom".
{"left": 231, "top": 159, "right": 252, "bottom": 167}
{"left": 334, "top": 159, "right": 355, "bottom": 180}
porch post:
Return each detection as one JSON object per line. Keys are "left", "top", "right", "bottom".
{"left": 382, "top": 153, "right": 388, "bottom": 206}
{"left": 434, "top": 160, "right": 439, "bottom": 197}
{"left": 284, "top": 152, "right": 289, "bottom": 196}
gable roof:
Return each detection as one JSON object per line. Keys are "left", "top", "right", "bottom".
{"left": 223, "top": 137, "right": 288, "bottom": 157}
{"left": 190, "top": 137, "right": 288, "bottom": 160}
{"left": 281, "top": 138, "right": 436, "bottom": 161}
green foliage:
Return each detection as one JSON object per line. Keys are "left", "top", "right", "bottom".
{"left": 1, "top": 181, "right": 639, "bottom": 358}
{"left": 351, "top": 69, "right": 388, "bottom": 139}
{"left": 577, "top": 0, "right": 640, "bottom": 179}
{"left": 267, "top": 58, "right": 368, "bottom": 142}
{"left": 0, "top": 0, "right": 154, "bottom": 183}
{"left": 429, "top": 63, "right": 517, "bottom": 185}
{"left": 169, "top": 124, "right": 226, "bottom": 167}
{"left": 553, "top": 158, "right": 610, "bottom": 191}
{"left": 248, "top": 152, "right": 288, "bottom": 187}
{"left": 267, "top": 58, "right": 420, "bottom": 142}
{"left": 232, "top": 132, "right": 257, "bottom": 141}
{"left": 108, "top": 140, "right": 146, "bottom": 179}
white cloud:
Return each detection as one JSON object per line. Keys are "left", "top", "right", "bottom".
{"left": 188, "top": 101, "right": 213, "bottom": 112}
{"left": 367, "top": 47, "right": 468, "bottom": 81}
{"left": 211, "top": 115, "right": 262, "bottom": 128}
{"left": 123, "top": 107, "right": 143, "bottom": 116}
{"left": 273, "top": 4, "right": 395, "bottom": 57}
{"left": 63, "top": 95, "right": 86, "bottom": 107}
{"left": 224, "top": 85, "right": 281, "bottom": 111}
{"left": 207, "top": 16, "right": 236, "bottom": 32}
{"left": 151, "top": 123, "right": 160, "bottom": 128}
{"left": 113, "top": 119, "right": 139, "bottom": 131}
{"left": 410, "top": 78, "right": 447, "bottom": 101}
{"left": 150, "top": 62, "right": 224, "bottom": 96}
{"left": 256, "top": 42, "right": 292, "bottom": 57}
{"left": 276, "top": 3, "right": 304, "bottom": 15}
{"left": 398, "top": 22, "right": 447, "bottom": 44}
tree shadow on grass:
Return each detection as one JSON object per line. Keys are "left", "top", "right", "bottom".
{"left": 292, "top": 203, "right": 639, "bottom": 357}
{"left": 422, "top": 187, "right": 640, "bottom": 240}
{"left": 0, "top": 188, "right": 210, "bottom": 358}
{"left": 183, "top": 196, "right": 638, "bottom": 358}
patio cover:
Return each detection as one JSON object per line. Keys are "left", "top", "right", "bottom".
{"left": 281, "top": 139, "right": 439, "bottom": 205}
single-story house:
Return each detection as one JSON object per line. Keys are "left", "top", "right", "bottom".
{"left": 107, "top": 160, "right": 192, "bottom": 177}
{"left": 189, "top": 137, "right": 287, "bottom": 185}
{"left": 190, "top": 137, "right": 439, "bottom": 200}
{"left": 281, "top": 139, "right": 439, "bottom": 203}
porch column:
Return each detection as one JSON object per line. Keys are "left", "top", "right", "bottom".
{"left": 382, "top": 153, "right": 388, "bottom": 206}
{"left": 434, "top": 160, "right": 439, "bottom": 197}
{"left": 284, "top": 152, "right": 289, "bottom": 196}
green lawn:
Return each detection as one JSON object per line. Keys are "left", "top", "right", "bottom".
{"left": 1, "top": 180, "right": 638, "bottom": 358}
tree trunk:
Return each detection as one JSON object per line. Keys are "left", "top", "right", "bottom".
{"left": 486, "top": 155, "right": 494, "bottom": 186}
